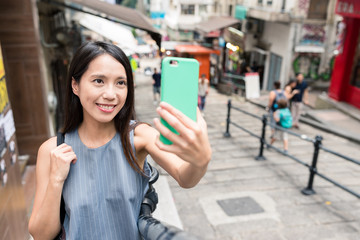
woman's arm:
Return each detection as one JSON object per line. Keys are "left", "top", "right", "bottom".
{"left": 273, "top": 110, "right": 280, "bottom": 122}
{"left": 134, "top": 102, "right": 211, "bottom": 188}
{"left": 285, "top": 86, "right": 299, "bottom": 99}
{"left": 28, "top": 137, "right": 77, "bottom": 239}
{"left": 303, "top": 88, "right": 309, "bottom": 105}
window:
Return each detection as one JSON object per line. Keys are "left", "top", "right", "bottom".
{"left": 181, "top": 4, "right": 195, "bottom": 15}
{"left": 258, "top": 0, "right": 263, "bottom": 4}
{"left": 229, "top": 5, "right": 233, "bottom": 16}
{"left": 267, "top": 0, "right": 273, "bottom": 5}
{"left": 307, "top": 0, "right": 329, "bottom": 20}
{"left": 199, "top": 5, "right": 207, "bottom": 15}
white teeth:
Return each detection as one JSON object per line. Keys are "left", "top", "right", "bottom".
{"left": 98, "top": 104, "right": 114, "bottom": 110}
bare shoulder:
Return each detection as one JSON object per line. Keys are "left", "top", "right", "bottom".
{"left": 134, "top": 123, "right": 157, "bottom": 150}
{"left": 37, "top": 137, "right": 57, "bottom": 162}
{"left": 134, "top": 123, "right": 157, "bottom": 139}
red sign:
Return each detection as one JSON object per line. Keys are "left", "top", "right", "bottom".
{"left": 336, "top": 0, "right": 360, "bottom": 18}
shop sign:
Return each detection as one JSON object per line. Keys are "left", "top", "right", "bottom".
{"left": 0, "top": 49, "right": 9, "bottom": 114}
{"left": 336, "top": 0, "right": 360, "bottom": 18}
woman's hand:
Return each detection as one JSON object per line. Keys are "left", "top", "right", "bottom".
{"left": 292, "top": 89, "right": 299, "bottom": 95}
{"left": 153, "top": 102, "right": 211, "bottom": 169}
{"left": 49, "top": 143, "right": 77, "bottom": 184}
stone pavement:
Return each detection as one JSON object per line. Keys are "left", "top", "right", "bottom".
{"left": 135, "top": 58, "right": 360, "bottom": 240}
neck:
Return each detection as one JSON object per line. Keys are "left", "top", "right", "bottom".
{"left": 78, "top": 119, "right": 117, "bottom": 148}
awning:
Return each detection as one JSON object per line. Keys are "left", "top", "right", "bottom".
{"left": 195, "top": 16, "right": 240, "bottom": 34}
{"left": 235, "top": 5, "right": 247, "bottom": 20}
{"left": 74, "top": 13, "right": 137, "bottom": 55}
{"left": 47, "top": 0, "right": 161, "bottom": 47}
{"left": 224, "top": 27, "right": 245, "bottom": 51}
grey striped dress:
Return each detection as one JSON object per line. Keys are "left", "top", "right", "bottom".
{"left": 62, "top": 126, "right": 150, "bottom": 239}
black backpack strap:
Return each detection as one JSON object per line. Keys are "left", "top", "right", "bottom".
{"left": 57, "top": 132, "right": 65, "bottom": 146}
{"left": 56, "top": 132, "right": 66, "bottom": 225}
{"left": 54, "top": 132, "right": 66, "bottom": 240}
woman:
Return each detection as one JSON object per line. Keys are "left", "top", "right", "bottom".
{"left": 284, "top": 79, "right": 299, "bottom": 101}
{"left": 28, "top": 41, "right": 211, "bottom": 239}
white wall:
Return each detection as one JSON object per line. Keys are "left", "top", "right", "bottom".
{"left": 261, "top": 21, "right": 293, "bottom": 87}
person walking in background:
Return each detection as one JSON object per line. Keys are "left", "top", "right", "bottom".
{"left": 284, "top": 79, "right": 299, "bottom": 108}
{"left": 291, "top": 73, "right": 309, "bottom": 129}
{"left": 152, "top": 67, "right": 161, "bottom": 105}
{"left": 198, "top": 73, "right": 210, "bottom": 115}
{"left": 269, "top": 98, "right": 293, "bottom": 153}
{"left": 266, "top": 81, "right": 287, "bottom": 138}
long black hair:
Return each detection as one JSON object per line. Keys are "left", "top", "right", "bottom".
{"left": 62, "top": 41, "right": 144, "bottom": 174}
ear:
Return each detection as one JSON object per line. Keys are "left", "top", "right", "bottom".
{"left": 72, "top": 77, "right": 79, "bottom": 96}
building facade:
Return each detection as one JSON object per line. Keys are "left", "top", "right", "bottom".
{"left": 329, "top": 0, "right": 360, "bottom": 109}
{"left": 241, "top": 0, "right": 338, "bottom": 90}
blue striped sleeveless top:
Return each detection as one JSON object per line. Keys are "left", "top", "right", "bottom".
{"left": 62, "top": 126, "right": 150, "bottom": 239}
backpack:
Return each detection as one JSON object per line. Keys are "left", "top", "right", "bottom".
{"left": 271, "top": 90, "right": 287, "bottom": 111}
{"left": 279, "top": 108, "right": 293, "bottom": 128}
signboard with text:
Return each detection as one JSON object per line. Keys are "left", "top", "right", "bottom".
{"left": 336, "top": 0, "right": 360, "bottom": 18}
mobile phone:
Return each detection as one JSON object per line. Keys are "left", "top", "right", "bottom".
{"left": 160, "top": 57, "right": 199, "bottom": 145}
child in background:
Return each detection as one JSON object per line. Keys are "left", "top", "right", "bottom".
{"left": 270, "top": 98, "right": 293, "bottom": 153}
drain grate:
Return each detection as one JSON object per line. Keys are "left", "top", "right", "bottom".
{"left": 217, "top": 196, "right": 265, "bottom": 216}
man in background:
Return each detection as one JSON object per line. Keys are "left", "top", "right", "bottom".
{"left": 291, "top": 73, "right": 309, "bottom": 129}
{"left": 152, "top": 68, "right": 161, "bottom": 105}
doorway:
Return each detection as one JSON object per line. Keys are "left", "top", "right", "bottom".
{"left": 267, "top": 52, "right": 282, "bottom": 90}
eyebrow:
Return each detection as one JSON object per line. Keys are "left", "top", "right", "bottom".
{"left": 90, "top": 74, "right": 127, "bottom": 80}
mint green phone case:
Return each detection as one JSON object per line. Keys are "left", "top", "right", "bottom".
{"left": 160, "top": 57, "right": 199, "bottom": 145}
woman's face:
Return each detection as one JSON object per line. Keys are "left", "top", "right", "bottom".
{"left": 72, "top": 54, "right": 128, "bottom": 125}
{"left": 290, "top": 82, "right": 297, "bottom": 88}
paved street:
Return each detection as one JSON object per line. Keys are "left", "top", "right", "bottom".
{"left": 135, "top": 58, "right": 360, "bottom": 240}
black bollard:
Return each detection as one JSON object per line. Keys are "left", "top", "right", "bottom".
{"left": 255, "top": 114, "right": 267, "bottom": 161}
{"left": 302, "top": 135, "right": 323, "bottom": 195}
{"left": 224, "top": 99, "right": 231, "bottom": 138}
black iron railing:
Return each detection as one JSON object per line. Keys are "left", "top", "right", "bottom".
{"left": 224, "top": 99, "right": 360, "bottom": 199}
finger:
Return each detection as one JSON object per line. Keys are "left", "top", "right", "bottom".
{"left": 56, "top": 144, "right": 74, "bottom": 153}
{"left": 156, "top": 107, "right": 193, "bottom": 138}
{"left": 153, "top": 118, "right": 188, "bottom": 147}
{"left": 62, "top": 152, "right": 77, "bottom": 163}
{"left": 159, "top": 102, "right": 198, "bottom": 130}
{"left": 154, "top": 133, "right": 182, "bottom": 154}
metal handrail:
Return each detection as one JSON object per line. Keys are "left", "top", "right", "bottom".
{"left": 224, "top": 99, "right": 360, "bottom": 199}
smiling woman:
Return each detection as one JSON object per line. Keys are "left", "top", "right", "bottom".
{"left": 28, "top": 41, "right": 212, "bottom": 240}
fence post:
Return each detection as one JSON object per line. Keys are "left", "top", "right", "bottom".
{"left": 302, "top": 135, "right": 323, "bottom": 195}
{"left": 255, "top": 114, "right": 267, "bottom": 161}
{"left": 224, "top": 100, "right": 231, "bottom": 138}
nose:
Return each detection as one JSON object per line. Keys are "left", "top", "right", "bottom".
{"left": 102, "top": 85, "right": 116, "bottom": 100}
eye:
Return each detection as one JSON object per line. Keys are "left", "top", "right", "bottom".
{"left": 93, "top": 79, "right": 103, "bottom": 84}
{"left": 117, "top": 80, "right": 127, "bottom": 86}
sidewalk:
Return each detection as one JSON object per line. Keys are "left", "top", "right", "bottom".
{"left": 135, "top": 58, "right": 360, "bottom": 240}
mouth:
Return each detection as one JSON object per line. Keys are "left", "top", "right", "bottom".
{"left": 96, "top": 103, "right": 116, "bottom": 112}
